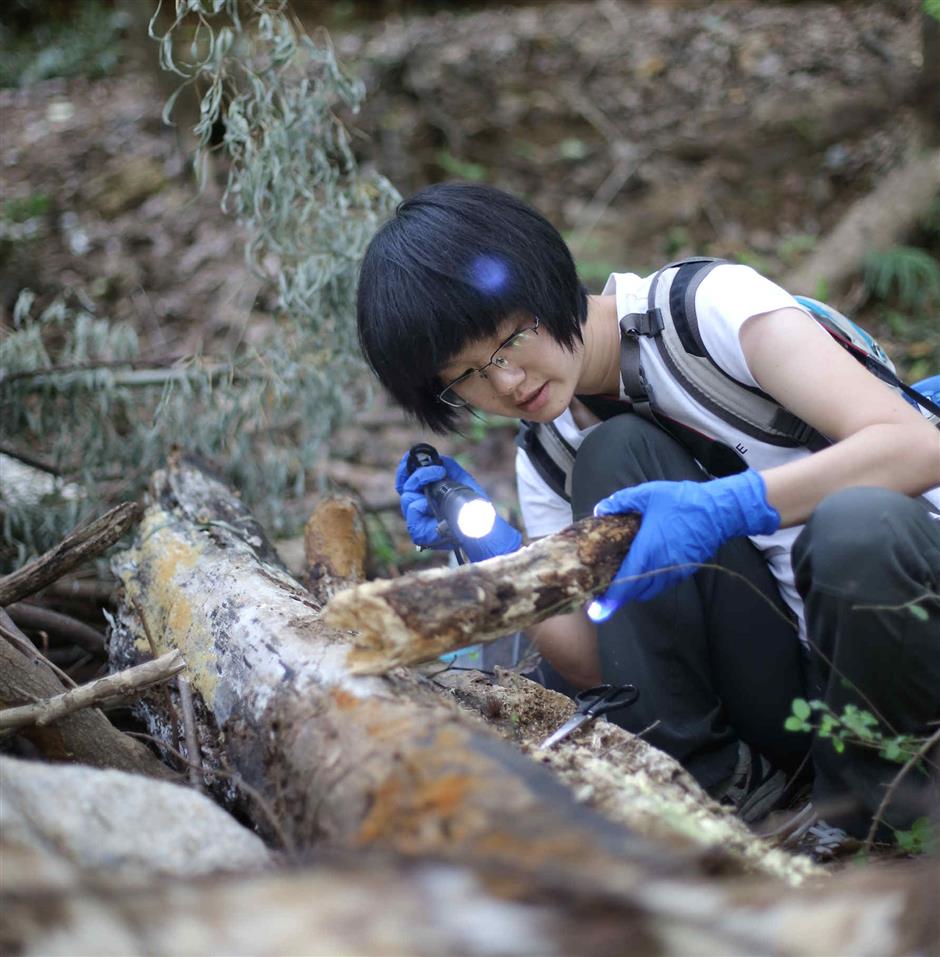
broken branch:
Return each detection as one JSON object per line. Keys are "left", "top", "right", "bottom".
{"left": 322, "top": 514, "right": 640, "bottom": 674}
{"left": 0, "top": 502, "right": 141, "bottom": 606}
{"left": 0, "top": 650, "right": 185, "bottom": 734}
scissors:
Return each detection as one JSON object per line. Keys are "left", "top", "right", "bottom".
{"left": 539, "top": 683, "right": 639, "bottom": 750}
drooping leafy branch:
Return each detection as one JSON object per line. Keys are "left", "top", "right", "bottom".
{"left": 0, "top": 0, "right": 399, "bottom": 571}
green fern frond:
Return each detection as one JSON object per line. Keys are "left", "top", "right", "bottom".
{"left": 863, "top": 246, "right": 940, "bottom": 309}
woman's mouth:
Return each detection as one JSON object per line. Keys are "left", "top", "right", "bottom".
{"left": 517, "top": 382, "right": 549, "bottom": 414}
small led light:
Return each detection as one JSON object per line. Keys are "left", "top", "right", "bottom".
{"left": 587, "top": 599, "right": 611, "bottom": 623}
{"left": 456, "top": 498, "right": 497, "bottom": 539}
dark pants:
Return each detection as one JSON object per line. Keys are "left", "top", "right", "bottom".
{"left": 793, "top": 487, "right": 940, "bottom": 837}
{"left": 571, "top": 415, "right": 940, "bottom": 835}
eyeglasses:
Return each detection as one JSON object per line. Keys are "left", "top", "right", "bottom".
{"left": 437, "top": 316, "right": 540, "bottom": 408}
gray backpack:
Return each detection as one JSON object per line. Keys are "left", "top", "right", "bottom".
{"left": 517, "top": 258, "right": 940, "bottom": 502}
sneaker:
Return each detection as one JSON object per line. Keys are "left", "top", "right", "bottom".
{"left": 780, "top": 803, "right": 859, "bottom": 862}
{"left": 713, "top": 742, "right": 791, "bottom": 824}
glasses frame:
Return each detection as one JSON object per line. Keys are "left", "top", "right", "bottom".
{"left": 436, "top": 316, "right": 541, "bottom": 408}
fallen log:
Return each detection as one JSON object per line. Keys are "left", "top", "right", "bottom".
{"left": 323, "top": 513, "right": 639, "bottom": 673}
{"left": 0, "top": 501, "right": 141, "bottom": 606}
{"left": 104, "top": 454, "right": 940, "bottom": 954}
{"left": 783, "top": 147, "right": 940, "bottom": 297}
{"left": 109, "top": 453, "right": 673, "bottom": 891}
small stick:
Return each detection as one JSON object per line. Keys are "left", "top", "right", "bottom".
{"left": 863, "top": 725, "right": 940, "bottom": 853}
{"left": 0, "top": 650, "right": 184, "bottom": 734}
{"left": 177, "top": 676, "right": 204, "bottom": 791}
{"left": 0, "top": 501, "right": 141, "bottom": 606}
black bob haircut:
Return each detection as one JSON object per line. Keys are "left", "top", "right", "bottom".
{"left": 357, "top": 182, "right": 588, "bottom": 433}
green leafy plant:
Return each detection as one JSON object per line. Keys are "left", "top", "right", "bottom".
{"left": 785, "top": 699, "right": 922, "bottom": 762}
{"left": 785, "top": 697, "right": 939, "bottom": 854}
{"left": 863, "top": 246, "right": 940, "bottom": 310}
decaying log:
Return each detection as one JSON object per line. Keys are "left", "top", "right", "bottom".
{"left": 0, "top": 621, "right": 175, "bottom": 781}
{"left": 303, "top": 494, "right": 367, "bottom": 602}
{"left": 104, "top": 455, "right": 940, "bottom": 955}
{"left": 0, "top": 841, "right": 644, "bottom": 957}
{"left": 4, "top": 803, "right": 940, "bottom": 957}
{"left": 110, "top": 454, "right": 676, "bottom": 892}
{"left": 323, "top": 513, "right": 640, "bottom": 673}
{"left": 0, "top": 501, "right": 141, "bottom": 606}
{"left": 437, "top": 667, "right": 821, "bottom": 885}
{"left": 0, "top": 650, "right": 184, "bottom": 734}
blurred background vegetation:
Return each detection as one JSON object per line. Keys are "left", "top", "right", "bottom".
{"left": 1, "top": 0, "right": 938, "bottom": 582}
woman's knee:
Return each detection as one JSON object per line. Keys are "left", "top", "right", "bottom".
{"left": 793, "top": 487, "right": 935, "bottom": 598}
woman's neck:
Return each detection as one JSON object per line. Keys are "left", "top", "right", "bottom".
{"left": 576, "top": 294, "right": 621, "bottom": 396}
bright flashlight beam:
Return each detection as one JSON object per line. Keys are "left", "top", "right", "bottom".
{"left": 587, "top": 598, "right": 614, "bottom": 623}
{"left": 456, "top": 499, "right": 497, "bottom": 539}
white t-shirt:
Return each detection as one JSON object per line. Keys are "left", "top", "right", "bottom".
{"left": 516, "top": 264, "right": 940, "bottom": 642}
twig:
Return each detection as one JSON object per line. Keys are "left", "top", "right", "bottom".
{"left": 864, "top": 725, "right": 940, "bottom": 853}
{"left": 0, "top": 650, "right": 184, "bottom": 735}
{"left": 177, "top": 676, "right": 204, "bottom": 791}
{"left": 0, "top": 502, "right": 141, "bottom": 606}
{"left": 6, "top": 602, "right": 106, "bottom": 653}
{"left": 0, "top": 355, "right": 184, "bottom": 384}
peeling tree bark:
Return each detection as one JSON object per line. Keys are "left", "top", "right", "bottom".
{"left": 323, "top": 513, "right": 639, "bottom": 673}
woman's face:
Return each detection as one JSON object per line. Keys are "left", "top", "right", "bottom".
{"left": 436, "top": 312, "right": 582, "bottom": 422}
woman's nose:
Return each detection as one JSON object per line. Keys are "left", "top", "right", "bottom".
{"left": 488, "top": 363, "right": 525, "bottom": 395}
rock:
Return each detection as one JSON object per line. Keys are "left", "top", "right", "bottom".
{"left": 0, "top": 755, "right": 272, "bottom": 882}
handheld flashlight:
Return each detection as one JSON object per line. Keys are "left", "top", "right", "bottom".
{"left": 406, "top": 444, "right": 497, "bottom": 556}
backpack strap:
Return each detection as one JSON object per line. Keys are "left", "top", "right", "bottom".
{"left": 515, "top": 394, "right": 635, "bottom": 503}
{"left": 516, "top": 420, "right": 577, "bottom": 502}
{"left": 634, "top": 259, "right": 831, "bottom": 452}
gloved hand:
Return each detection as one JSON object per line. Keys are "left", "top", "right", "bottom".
{"left": 913, "top": 374, "right": 940, "bottom": 406}
{"left": 394, "top": 452, "right": 522, "bottom": 562}
{"left": 588, "top": 469, "right": 780, "bottom": 621}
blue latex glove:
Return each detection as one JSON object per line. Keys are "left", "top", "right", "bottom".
{"left": 588, "top": 469, "right": 780, "bottom": 621}
{"left": 913, "top": 374, "right": 940, "bottom": 406}
{"left": 394, "top": 452, "right": 522, "bottom": 562}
